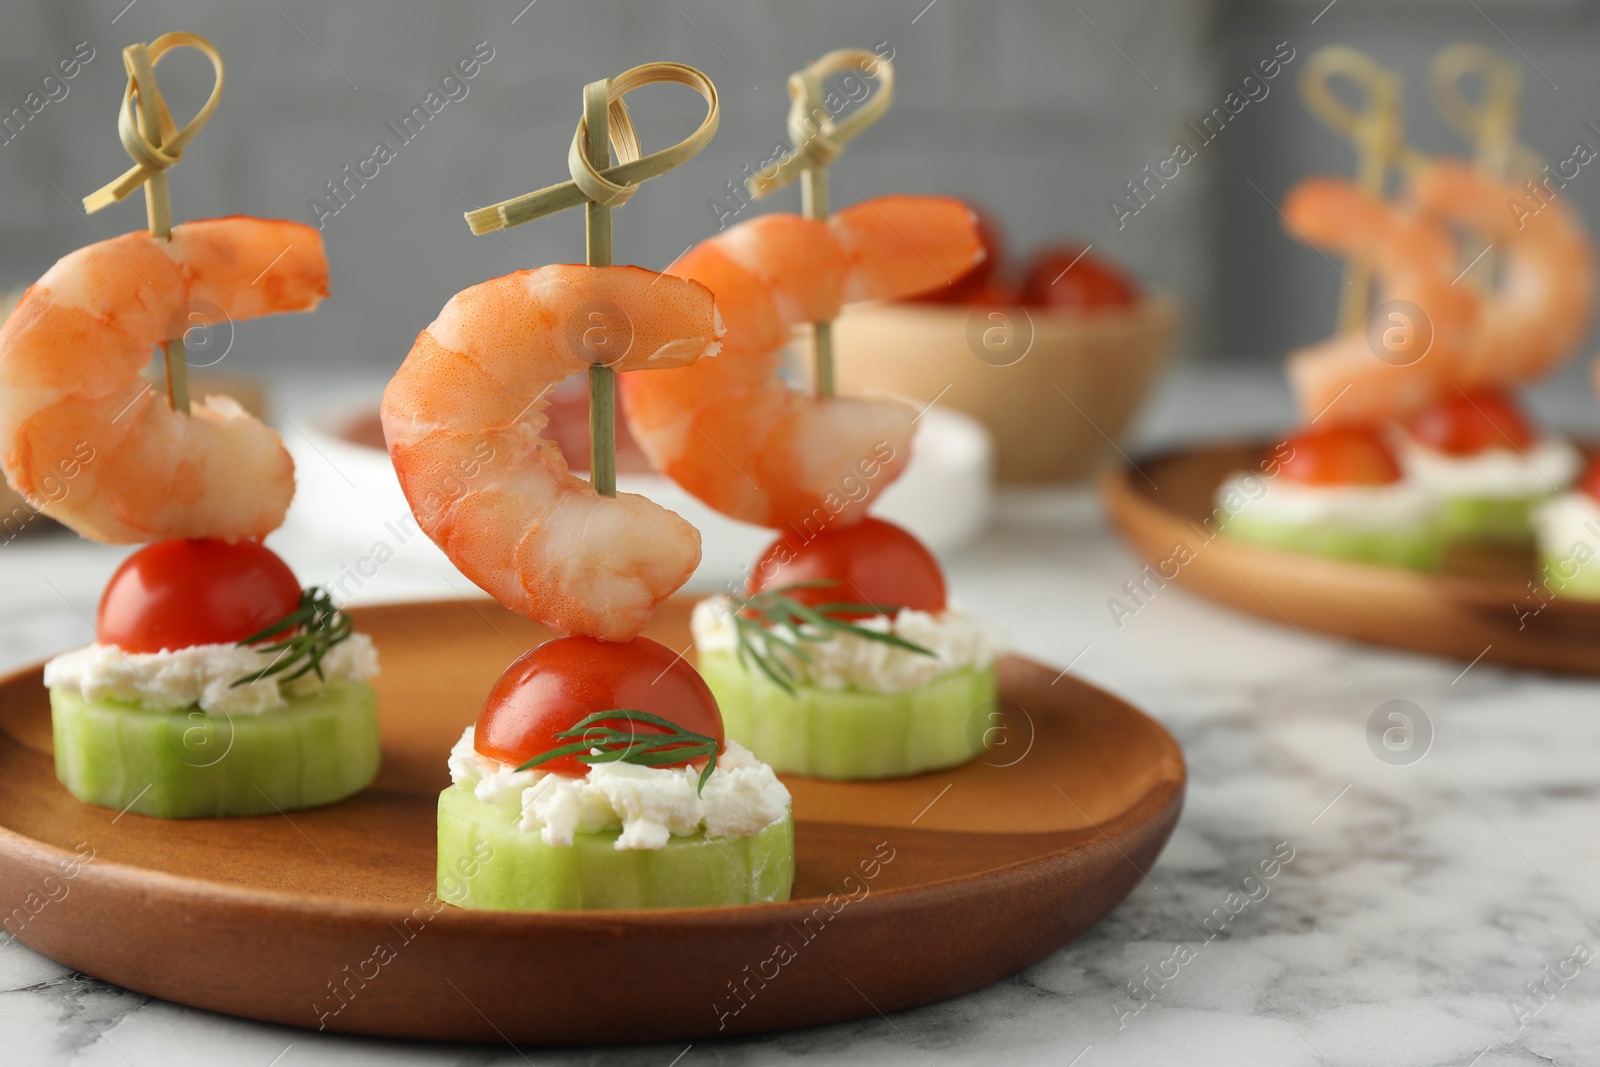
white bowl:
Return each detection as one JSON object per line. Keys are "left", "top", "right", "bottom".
{"left": 282, "top": 392, "right": 993, "bottom": 593}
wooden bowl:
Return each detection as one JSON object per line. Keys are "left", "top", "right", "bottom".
{"left": 0, "top": 597, "right": 1185, "bottom": 1043}
{"left": 1101, "top": 440, "right": 1600, "bottom": 675}
{"left": 833, "top": 296, "right": 1179, "bottom": 483}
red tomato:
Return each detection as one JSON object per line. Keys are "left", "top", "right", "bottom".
{"left": 749, "top": 517, "right": 947, "bottom": 619}
{"left": 1274, "top": 424, "right": 1402, "bottom": 487}
{"left": 1019, "top": 244, "right": 1139, "bottom": 310}
{"left": 97, "top": 539, "right": 303, "bottom": 654}
{"left": 476, "top": 635, "right": 724, "bottom": 775}
{"left": 1578, "top": 453, "right": 1600, "bottom": 503}
{"left": 1404, "top": 388, "right": 1536, "bottom": 456}
{"left": 908, "top": 205, "right": 1005, "bottom": 304}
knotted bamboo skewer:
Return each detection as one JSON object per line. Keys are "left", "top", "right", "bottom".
{"left": 1300, "top": 47, "right": 1424, "bottom": 335}
{"left": 465, "top": 62, "right": 719, "bottom": 497}
{"left": 747, "top": 48, "right": 895, "bottom": 399}
{"left": 83, "top": 31, "right": 225, "bottom": 415}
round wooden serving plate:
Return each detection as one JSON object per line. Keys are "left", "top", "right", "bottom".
{"left": 1102, "top": 440, "right": 1600, "bottom": 675}
{"left": 0, "top": 597, "right": 1184, "bottom": 1044}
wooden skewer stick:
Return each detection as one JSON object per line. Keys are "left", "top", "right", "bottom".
{"left": 582, "top": 78, "right": 618, "bottom": 498}
{"left": 1429, "top": 42, "right": 1538, "bottom": 182}
{"left": 1300, "top": 47, "right": 1422, "bottom": 335}
{"left": 83, "top": 32, "right": 225, "bottom": 416}
{"left": 462, "top": 63, "right": 719, "bottom": 499}
{"left": 1429, "top": 43, "right": 1541, "bottom": 289}
{"left": 747, "top": 48, "right": 895, "bottom": 399}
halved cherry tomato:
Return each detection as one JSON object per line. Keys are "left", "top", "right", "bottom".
{"left": 908, "top": 206, "right": 1005, "bottom": 304}
{"left": 1274, "top": 424, "right": 1402, "bottom": 487}
{"left": 476, "top": 635, "right": 724, "bottom": 776}
{"left": 97, "top": 538, "right": 303, "bottom": 654}
{"left": 1404, "top": 388, "right": 1536, "bottom": 456}
{"left": 749, "top": 517, "right": 947, "bottom": 619}
{"left": 1019, "top": 244, "right": 1139, "bottom": 310}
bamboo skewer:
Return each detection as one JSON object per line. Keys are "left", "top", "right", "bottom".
{"left": 1429, "top": 43, "right": 1540, "bottom": 289}
{"left": 582, "top": 79, "right": 618, "bottom": 497}
{"left": 83, "top": 32, "right": 224, "bottom": 415}
{"left": 747, "top": 48, "right": 895, "bottom": 400}
{"left": 1300, "top": 47, "right": 1422, "bottom": 335}
{"left": 464, "top": 63, "right": 718, "bottom": 499}
{"left": 1429, "top": 43, "right": 1539, "bottom": 182}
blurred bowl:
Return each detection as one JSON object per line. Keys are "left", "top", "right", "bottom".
{"left": 833, "top": 294, "right": 1179, "bottom": 483}
{"left": 285, "top": 391, "right": 993, "bottom": 591}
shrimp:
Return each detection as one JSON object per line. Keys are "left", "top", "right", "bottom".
{"left": 0, "top": 217, "right": 328, "bottom": 543}
{"left": 1407, "top": 159, "right": 1596, "bottom": 383}
{"left": 381, "top": 265, "right": 723, "bottom": 642}
{"left": 1280, "top": 178, "right": 1479, "bottom": 424}
{"left": 618, "top": 195, "right": 982, "bottom": 530}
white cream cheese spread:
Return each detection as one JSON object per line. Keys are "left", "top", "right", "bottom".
{"left": 44, "top": 633, "right": 379, "bottom": 715}
{"left": 447, "top": 727, "right": 791, "bottom": 851}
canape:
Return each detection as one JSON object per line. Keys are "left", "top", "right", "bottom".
{"left": 693, "top": 518, "right": 1007, "bottom": 780}
{"left": 1396, "top": 388, "right": 1579, "bottom": 545}
{"left": 46, "top": 539, "right": 379, "bottom": 818}
{"left": 1535, "top": 453, "right": 1600, "bottom": 598}
{"left": 437, "top": 634, "right": 793, "bottom": 911}
{"left": 1220, "top": 424, "right": 1444, "bottom": 570}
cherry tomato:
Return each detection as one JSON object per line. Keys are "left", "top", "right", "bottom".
{"left": 749, "top": 517, "right": 947, "bottom": 619}
{"left": 1019, "top": 244, "right": 1139, "bottom": 310}
{"left": 1577, "top": 453, "right": 1600, "bottom": 503}
{"left": 476, "top": 635, "right": 724, "bottom": 775}
{"left": 97, "top": 538, "right": 303, "bottom": 654}
{"left": 908, "top": 206, "right": 1005, "bottom": 304}
{"left": 1273, "top": 424, "right": 1402, "bottom": 487}
{"left": 1404, "top": 388, "right": 1536, "bottom": 456}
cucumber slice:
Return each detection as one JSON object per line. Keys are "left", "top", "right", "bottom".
{"left": 1538, "top": 552, "right": 1600, "bottom": 599}
{"left": 436, "top": 784, "right": 794, "bottom": 911}
{"left": 697, "top": 650, "right": 997, "bottom": 780}
{"left": 51, "top": 681, "right": 380, "bottom": 819}
{"left": 1222, "top": 512, "right": 1444, "bottom": 571}
{"left": 1437, "top": 493, "right": 1545, "bottom": 545}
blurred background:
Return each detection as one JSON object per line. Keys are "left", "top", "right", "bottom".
{"left": 4, "top": 0, "right": 1600, "bottom": 375}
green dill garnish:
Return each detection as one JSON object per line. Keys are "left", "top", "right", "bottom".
{"left": 516, "top": 710, "right": 720, "bottom": 795}
{"left": 230, "top": 587, "right": 353, "bottom": 688}
{"left": 729, "top": 579, "right": 935, "bottom": 695}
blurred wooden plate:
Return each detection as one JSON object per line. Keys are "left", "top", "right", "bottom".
{"left": 0, "top": 597, "right": 1184, "bottom": 1043}
{"left": 1102, "top": 440, "right": 1600, "bottom": 675}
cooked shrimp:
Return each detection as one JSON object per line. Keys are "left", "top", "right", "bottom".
{"left": 1408, "top": 159, "right": 1596, "bottom": 383}
{"left": 382, "top": 265, "right": 723, "bottom": 642}
{"left": 0, "top": 217, "right": 328, "bottom": 543}
{"left": 618, "top": 195, "right": 982, "bottom": 530}
{"left": 1281, "top": 177, "right": 1479, "bottom": 424}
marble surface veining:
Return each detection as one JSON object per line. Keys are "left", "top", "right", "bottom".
{"left": 4, "top": 364, "right": 1600, "bottom": 1065}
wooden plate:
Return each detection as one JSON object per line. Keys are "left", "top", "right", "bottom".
{"left": 0, "top": 597, "right": 1184, "bottom": 1044}
{"left": 1102, "top": 440, "right": 1600, "bottom": 675}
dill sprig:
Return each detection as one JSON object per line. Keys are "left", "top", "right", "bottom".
{"left": 230, "top": 587, "right": 353, "bottom": 688}
{"left": 729, "top": 579, "right": 935, "bottom": 695}
{"left": 516, "top": 710, "right": 720, "bottom": 795}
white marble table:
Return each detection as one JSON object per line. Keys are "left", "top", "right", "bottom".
{"left": 5, "top": 364, "right": 1600, "bottom": 1066}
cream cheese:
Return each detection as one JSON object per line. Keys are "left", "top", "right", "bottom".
{"left": 1398, "top": 436, "right": 1580, "bottom": 498}
{"left": 43, "top": 633, "right": 379, "bottom": 715}
{"left": 1535, "top": 491, "right": 1600, "bottom": 562}
{"left": 1217, "top": 472, "right": 1437, "bottom": 530}
{"left": 690, "top": 596, "right": 1006, "bottom": 693}
{"left": 448, "top": 727, "right": 791, "bottom": 850}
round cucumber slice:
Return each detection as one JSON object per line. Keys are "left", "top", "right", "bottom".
{"left": 50, "top": 680, "right": 380, "bottom": 819}
{"left": 1437, "top": 493, "right": 1545, "bottom": 545}
{"left": 1222, "top": 512, "right": 1444, "bottom": 571}
{"left": 697, "top": 650, "right": 997, "bottom": 780}
{"left": 1539, "top": 551, "right": 1600, "bottom": 599}
{"left": 436, "top": 784, "right": 794, "bottom": 911}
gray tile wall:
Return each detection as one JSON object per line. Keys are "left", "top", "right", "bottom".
{"left": 0, "top": 0, "right": 1219, "bottom": 377}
